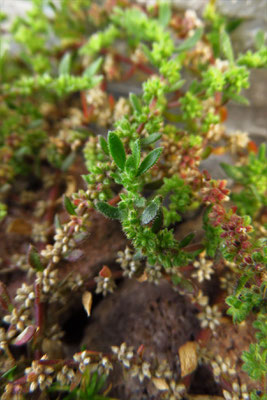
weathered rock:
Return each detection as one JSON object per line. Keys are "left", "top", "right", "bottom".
{"left": 81, "top": 279, "right": 200, "bottom": 399}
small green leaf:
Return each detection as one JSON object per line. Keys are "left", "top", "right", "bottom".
{"left": 141, "top": 43, "right": 156, "bottom": 65}
{"left": 227, "top": 92, "right": 249, "bottom": 105}
{"left": 54, "top": 214, "right": 62, "bottom": 230}
{"left": 132, "top": 139, "right": 141, "bottom": 169}
{"left": 172, "top": 274, "right": 182, "bottom": 285}
{"left": 255, "top": 30, "right": 265, "bottom": 50}
{"left": 220, "top": 162, "right": 243, "bottom": 181}
{"left": 90, "top": 75, "right": 103, "bottom": 87}
{"left": 235, "top": 273, "right": 253, "bottom": 295}
{"left": 220, "top": 29, "right": 234, "bottom": 63}
{"left": 203, "top": 204, "right": 212, "bottom": 224}
{"left": 83, "top": 57, "right": 103, "bottom": 77}
{"left": 141, "top": 198, "right": 161, "bottom": 225}
{"left": 108, "top": 132, "right": 126, "bottom": 171}
{"left": 140, "top": 133, "right": 162, "bottom": 147}
{"left": 151, "top": 207, "right": 163, "bottom": 233}
{"left": 159, "top": 2, "right": 171, "bottom": 27}
{"left": 129, "top": 93, "right": 142, "bottom": 113}
{"left": 1, "top": 366, "right": 17, "bottom": 380}
{"left": 64, "top": 195, "right": 77, "bottom": 215}
{"left": 167, "top": 79, "right": 185, "bottom": 93}
{"left": 96, "top": 201, "right": 121, "bottom": 219}
{"left": 125, "top": 155, "right": 137, "bottom": 174}
{"left": 99, "top": 136, "right": 109, "bottom": 156}
{"left": 59, "top": 52, "right": 72, "bottom": 75}
{"left": 136, "top": 147, "right": 163, "bottom": 177}
{"left": 201, "top": 146, "right": 212, "bottom": 159}
{"left": 28, "top": 245, "right": 43, "bottom": 271}
{"left": 258, "top": 143, "right": 266, "bottom": 162}
{"left": 126, "top": 140, "right": 140, "bottom": 175}
{"left": 176, "top": 27, "right": 203, "bottom": 53}
{"left": 61, "top": 152, "right": 76, "bottom": 172}
{"left": 179, "top": 233, "right": 195, "bottom": 248}
{"left": 226, "top": 18, "right": 242, "bottom": 33}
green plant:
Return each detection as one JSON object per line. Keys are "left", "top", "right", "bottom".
{"left": 0, "top": 0, "right": 266, "bottom": 399}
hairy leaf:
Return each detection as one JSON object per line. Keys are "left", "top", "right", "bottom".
{"left": 141, "top": 198, "right": 161, "bottom": 225}
{"left": 99, "top": 136, "right": 109, "bottom": 156}
{"left": 129, "top": 93, "right": 142, "bottom": 113}
{"left": 96, "top": 201, "right": 120, "bottom": 219}
{"left": 140, "top": 133, "right": 162, "bottom": 147}
{"left": 136, "top": 147, "right": 163, "bottom": 176}
{"left": 108, "top": 132, "right": 126, "bottom": 170}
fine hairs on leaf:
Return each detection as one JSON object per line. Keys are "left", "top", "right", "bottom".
{"left": 108, "top": 131, "right": 126, "bottom": 171}
{"left": 136, "top": 147, "right": 163, "bottom": 176}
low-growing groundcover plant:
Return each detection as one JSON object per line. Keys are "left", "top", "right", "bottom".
{"left": 0, "top": 0, "right": 266, "bottom": 399}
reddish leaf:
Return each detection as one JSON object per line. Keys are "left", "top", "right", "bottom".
{"left": 248, "top": 140, "right": 258, "bottom": 154}
{"left": 7, "top": 218, "right": 32, "bottom": 235}
{"left": 178, "top": 341, "right": 198, "bottom": 378}
{"left": 219, "top": 106, "right": 227, "bottom": 122}
{"left": 99, "top": 266, "right": 112, "bottom": 278}
{"left": 0, "top": 281, "right": 13, "bottom": 311}
{"left": 13, "top": 325, "right": 36, "bottom": 346}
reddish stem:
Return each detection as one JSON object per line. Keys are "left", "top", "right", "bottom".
{"left": 108, "top": 194, "right": 121, "bottom": 206}
{"left": 167, "top": 100, "right": 180, "bottom": 109}
{"left": 45, "top": 183, "right": 60, "bottom": 225}
{"left": 101, "top": 48, "right": 154, "bottom": 75}
{"left": 121, "top": 65, "right": 137, "bottom": 81}
{"left": 137, "top": 122, "right": 145, "bottom": 134}
{"left": 80, "top": 91, "right": 89, "bottom": 120}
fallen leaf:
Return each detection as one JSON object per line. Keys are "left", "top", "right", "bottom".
{"left": 99, "top": 265, "right": 112, "bottom": 278}
{"left": 178, "top": 341, "right": 198, "bottom": 378}
{"left": 7, "top": 218, "right": 32, "bottom": 235}
{"left": 136, "top": 272, "right": 148, "bottom": 283}
{"left": 82, "top": 291, "right": 93, "bottom": 317}
{"left": 13, "top": 325, "right": 36, "bottom": 346}
{"left": 152, "top": 378, "right": 169, "bottom": 391}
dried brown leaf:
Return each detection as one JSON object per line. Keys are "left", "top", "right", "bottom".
{"left": 136, "top": 272, "right": 148, "bottom": 282}
{"left": 99, "top": 265, "right": 112, "bottom": 278}
{"left": 152, "top": 377, "right": 169, "bottom": 391}
{"left": 82, "top": 291, "right": 93, "bottom": 317}
{"left": 7, "top": 218, "right": 32, "bottom": 235}
{"left": 13, "top": 325, "right": 36, "bottom": 346}
{"left": 178, "top": 341, "right": 198, "bottom": 378}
